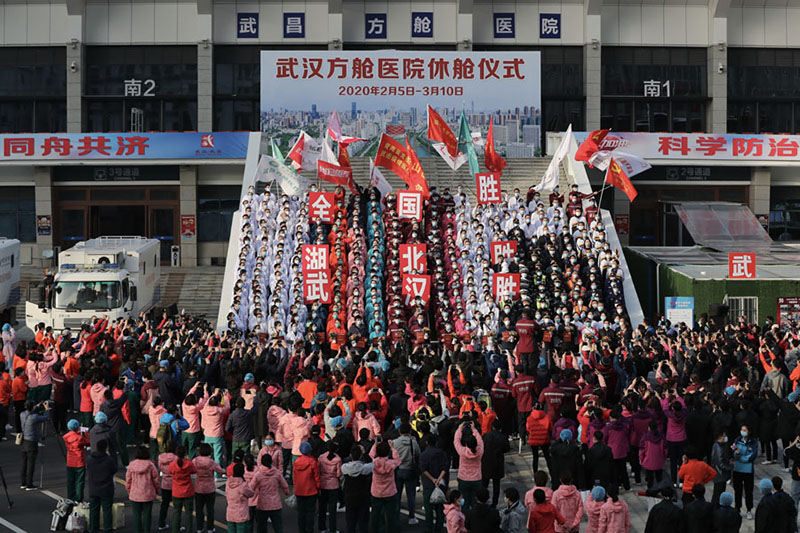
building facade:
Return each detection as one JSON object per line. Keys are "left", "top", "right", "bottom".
{"left": 2, "top": 0, "right": 800, "bottom": 264}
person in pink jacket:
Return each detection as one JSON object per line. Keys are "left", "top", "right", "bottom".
{"left": 352, "top": 402, "right": 381, "bottom": 440}
{"left": 90, "top": 380, "right": 108, "bottom": 415}
{"left": 250, "top": 454, "right": 289, "bottom": 533}
{"left": 148, "top": 397, "right": 167, "bottom": 461}
{"left": 126, "top": 445, "right": 160, "bottom": 533}
{"left": 26, "top": 349, "right": 58, "bottom": 402}
{"left": 525, "top": 470, "right": 553, "bottom": 512}
{"left": 453, "top": 421, "right": 484, "bottom": 513}
{"left": 193, "top": 442, "right": 224, "bottom": 533}
{"left": 638, "top": 421, "right": 668, "bottom": 488}
{"left": 597, "top": 486, "right": 630, "bottom": 533}
{"left": 257, "top": 432, "right": 283, "bottom": 476}
{"left": 281, "top": 405, "right": 312, "bottom": 459}
{"left": 318, "top": 441, "right": 342, "bottom": 533}
{"left": 551, "top": 472, "right": 584, "bottom": 533}
{"left": 181, "top": 383, "right": 205, "bottom": 458}
{"left": 445, "top": 490, "right": 467, "bottom": 533}
{"left": 369, "top": 440, "right": 402, "bottom": 532}
{"left": 200, "top": 392, "right": 229, "bottom": 473}
{"left": 584, "top": 486, "right": 606, "bottom": 533}
{"left": 156, "top": 441, "right": 177, "bottom": 530}
{"left": 226, "top": 463, "right": 256, "bottom": 533}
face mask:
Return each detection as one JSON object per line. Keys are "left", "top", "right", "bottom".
{"left": 459, "top": 498, "right": 465, "bottom": 507}
{"left": 265, "top": 439, "right": 274, "bottom": 446}
{"left": 722, "top": 436, "right": 728, "bottom": 443}
{"left": 740, "top": 430, "right": 748, "bottom": 438}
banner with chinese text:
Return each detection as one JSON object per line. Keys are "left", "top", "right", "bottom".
{"left": 260, "top": 51, "right": 541, "bottom": 157}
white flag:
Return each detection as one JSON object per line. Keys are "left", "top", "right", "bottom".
{"left": 432, "top": 142, "right": 467, "bottom": 171}
{"left": 258, "top": 155, "right": 308, "bottom": 196}
{"left": 287, "top": 131, "right": 321, "bottom": 171}
{"left": 252, "top": 155, "right": 275, "bottom": 184}
{"left": 369, "top": 158, "right": 393, "bottom": 198}
{"left": 328, "top": 110, "right": 343, "bottom": 143}
{"left": 588, "top": 150, "right": 651, "bottom": 177}
{"left": 320, "top": 133, "right": 338, "bottom": 164}
{"left": 535, "top": 124, "right": 573, "bottom": 191}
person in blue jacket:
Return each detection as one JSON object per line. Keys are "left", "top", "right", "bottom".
{"left": 732, "top": 424, "right": 759, "bottom": 520}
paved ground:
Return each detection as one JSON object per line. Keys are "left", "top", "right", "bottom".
{"left": 0, "top": 429, "right": 787, "bottom": 532}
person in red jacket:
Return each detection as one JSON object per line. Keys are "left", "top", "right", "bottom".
{"left": 63, "top": 419, "right": 90, "bottom": 502}
{"left": 0, "top": 364, "right": 11, "bottom": 440}
{"left": 527, "top": 404, "right": 554, "bottom": 474}
{"left": 293, "top": 441, "right": 320, "bottom": 533}
{"left": 511, "top": 366, "right": 537, "bottom": 442}
{"left": 538, "top": 372, "right": 567, "bottom": 423}
{"left": 168, "top": 446, "right": 197, "bottom": 533}
{"left": 515, "top": 311, "right": 538, "bottom": 372}
{"left": 11, "top": 367, "right": 27, "bottom": 433}
{"left": 527, "top": 488, "right": 566, "bottom": 533}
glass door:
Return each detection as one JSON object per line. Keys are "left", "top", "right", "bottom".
{"left": 151, "top": 208, "right": 176, "bottom": 265}
{"left": 59, "top": 208, "right": 86, "bottom": 252}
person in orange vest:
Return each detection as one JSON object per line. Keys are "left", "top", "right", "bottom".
{"left": 677, "top": 452, "right": 716, "bottom": 506}
{"left": 296, "top": 368, "right": 318, "bottom": 410}
{"left": 0, "top": 363, "right": 10, "bottom": 440}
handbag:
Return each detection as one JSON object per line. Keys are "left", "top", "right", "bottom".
{"left": 15, "top": 433, "right": 23, "bottom": 445}
{"left": 429, "top": 486, "right": 446, "bottom": 504}
{"left": 284, "top": 494, "right": 297, "bottom": 508}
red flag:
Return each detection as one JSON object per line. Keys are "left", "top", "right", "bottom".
{"left": 426, "top": 105, "right": 458, "bottom": 157}
{"left": 317, "top": 159, "right": 356, "bottom": 193}
{"left": 374, "top": 133, "right": 410, "bottom": 181}
{"left": 405, "top": 136, "right": 430, "bottom": 199}
{"left": 575, "top": 129, "right": 610, "bottom": 162}
{"left": 484, "top": 120, "right": 507, "bottom": 173}
{"left": 337, "top": 142, "right": 351, "bottom": 168}
{"left": 605, "top": 157, "right": 639, "bottom": 202}
{"left": 328, "top": 110, "right": 343, "bottom": 142}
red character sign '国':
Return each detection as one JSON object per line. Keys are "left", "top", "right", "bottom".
{"left": 397, "top": 190, "right": 423, "bottom": 221}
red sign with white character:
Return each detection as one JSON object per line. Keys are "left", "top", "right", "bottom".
{"left": 475, "top": 172, "right": 502, "bottom": 204}
{"left": 397, "top": 190, "right": 423, "bottom": 221}
{"left": 729, "top": 253, "right": 756, "bottom": 279}
{"left": 492, "top": 273, "right": 521, "bottom": 300}
{"left": 402, "top": 274, "right": 430, "bottom": 306}
{"left": 490, "top": 240, "right": 517, "bottom": 264}
{"left": 302, "top": 244, "right": 329, "bottom": 273}
{"left": 309, "top": 192, "right": 335, "bottom": 223}
{"left": 304, "top": 270, "right": 332, "bottom": 304}
{"left": 400, "top": 243, "right": 427, "bottom": 274}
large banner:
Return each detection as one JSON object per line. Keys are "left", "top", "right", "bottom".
{"left": 573, "top": 131, "right": 800, "bottom": 162}
{"left": 260, "top": 51, "right": 541, "bottom": 156}
{"left": 0, "top": 132, "right": 248, "bottom": 161}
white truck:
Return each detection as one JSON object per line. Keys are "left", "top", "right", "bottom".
{"left": 0, "top": 239, "right": 21, "bottom": 326}
{"left": 26, "top": 236, "right": 161, "bottom": 331}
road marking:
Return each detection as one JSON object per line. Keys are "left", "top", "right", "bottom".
{"left": 40, "top": 490, "right": 61, "bottom": 502}
{"left": 0, "top": 517, "right": 28, "bottom": 533}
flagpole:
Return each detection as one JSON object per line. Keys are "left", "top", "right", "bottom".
{"left": 597, "top": 166, "right": 610, "bottom": 211}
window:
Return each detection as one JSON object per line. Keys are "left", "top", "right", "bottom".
{"left": 601, "top": 47, "right": 707, "bottom": 132}
{"left": 0, "top": 187, "right": 35, "bottom": 242}
{"left": 83, "top": 46, "right": 197, "bottom": 132}
{"left": 0, "top": 47, "right": 66, "bottom": 132}
{"left": 725, "top": 296, "right": 758, "bottom": 325}
{"left": 214, "top": 45, "right": 327, "bottom": 131}
{"left": 198, "top": 186, "right": 240, "bottom": 242}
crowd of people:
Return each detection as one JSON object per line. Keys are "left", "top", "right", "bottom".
{"left": 0, "top": 182, "right": 798, "bottom": 533}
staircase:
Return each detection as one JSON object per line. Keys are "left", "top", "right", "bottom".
{"left": 300, "top": 155, "right": 569, "bottom": 202}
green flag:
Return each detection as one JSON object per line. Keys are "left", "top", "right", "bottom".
{"left": 271, "top": 139, "right": 284, "bottom": 163}
{"left": 457, "top": 111, "right": 480, "bottom": 178}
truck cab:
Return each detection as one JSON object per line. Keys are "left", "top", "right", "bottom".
{"left": 26, "top": 236, "right": 160, "bottom": 331}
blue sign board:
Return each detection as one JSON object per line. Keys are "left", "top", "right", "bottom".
{"left": 283, "top": 12, "right": 305, "bottom": 38}
{"left": 539, "top": 13, "right": 561, "bottom": 39}
{"left": 0, "top": 132, "right": 250, "bottom": 161}
{"left": 411, "top": 12, "right": 433, "bottom": 38}
{"left": 493, "top": 13, "right": 515, "bottom": 38}
{"left": 237, "top": 13, "right": 259, "bottom": 38}
{"left": 665, "top": 297, "right": 694, "bottom": 328}
{"left": 365, "top": 13, "right": 387, "bottom": 39}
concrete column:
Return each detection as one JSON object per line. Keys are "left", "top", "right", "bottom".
{"left": 328, "top": 0, "right": 343, "bottom": 51}
{"left": 584, "top": 13, "right": 602, "bottom": 130}
{"left": 66, "top": 43, "right": 83, "bottom": 133}
{"left": 613, "top": 188, "right": 630, "bottom": 246}
{"left": 457, "top": 0, "right": 473, "bottom": 50}
{"left": 179, "top": 166, "right": 198, "bottom": 267}
{"left": 197, "top": 43, "right": 213, "bottom": 131}
{"left": 706, "top": 18, "right": 727, "bottom": 133}
{"left": 33, "top": 167, "right": 53, "bottom": 267}
{"left": 749, "top": 167, "right": 771, "bottom": 218}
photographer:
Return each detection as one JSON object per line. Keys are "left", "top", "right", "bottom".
{"left": 19, "top": 399, "right": 51, "bottom": 490}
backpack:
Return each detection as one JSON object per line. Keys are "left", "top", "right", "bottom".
{"left": 474, "top": 389, "right": 492, "bottom": 410}
{"left": 156, "top": 423, "right": 171, "bottom": 453}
